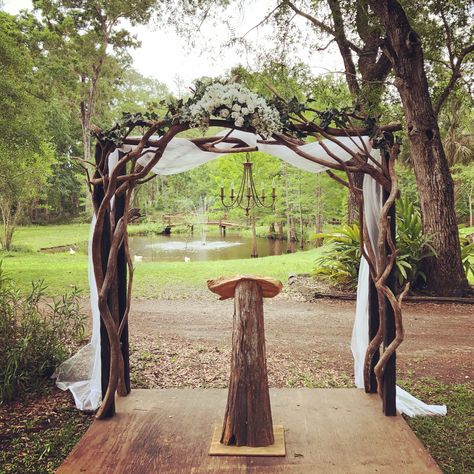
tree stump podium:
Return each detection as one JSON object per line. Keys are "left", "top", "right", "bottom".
{"left": 208, "top": 275, "right": 285, "bottom": 456}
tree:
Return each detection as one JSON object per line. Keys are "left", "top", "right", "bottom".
{"left": 33, "top": 0, "right": 158, "bottom": 163}
{"left": 367, "top": 0, "right": 470, "bottom": 295}
{"left": 0, "top": 12, "right": 54, "bottom": 249}
{"left": 0, "top": 144, "right": 54, "bottom": 250}
{"left": 439, "top": 97, "right": 474, "bottom": 167}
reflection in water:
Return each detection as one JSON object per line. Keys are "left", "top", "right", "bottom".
{"left": 150, "top": 240, "right": 243, "bottom": 251}
{"left": 129, "top": 234, "right": 294, "bottom": 262}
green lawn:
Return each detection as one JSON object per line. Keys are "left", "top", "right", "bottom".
{"left": 401, "top": 378, "right": 474, "bottom": 473}
{"left": 12, "top": 224, "right": 91, "bottom": 252}
{"left": 1, "top": 224, "right": 322, "bottom": 297}
{"left": 2, "top": 222, "right": 473, "bottom": 296}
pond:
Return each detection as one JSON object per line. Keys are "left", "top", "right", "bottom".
{"left": 128, "top": 234, "right": 295, "bottom": 262}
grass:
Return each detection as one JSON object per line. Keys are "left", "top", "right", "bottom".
{"left": 1, "top": 223, "right": 323, "bottom": 297}
{"left": 12, "top": 224, "right": 90, "bottom": 252}
{"left": 132, "top": 247, "right": 322, "bottom": 297}
{"left": 10, "top": 221, "right": 174, "bottom": 251}
{"left": 0, "top": 248, "right": 323, "bottom": 297}
{"left": 400, "top": 378, "right": 473, "bottom": 473}
{"left": 2, "top": 222, "right": 473, "bottom": 295}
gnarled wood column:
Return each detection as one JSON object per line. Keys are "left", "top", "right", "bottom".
{"left": 208, "top": 275, "right": 282, "bottom": 447}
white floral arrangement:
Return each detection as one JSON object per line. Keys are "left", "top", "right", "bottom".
{"left": 181, "top": 83, "right": 282, "bottom": 138}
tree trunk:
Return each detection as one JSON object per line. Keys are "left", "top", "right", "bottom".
{"left": 268, "top": 222, "right": 276, "bottom": 239}
{"left": 314, "top": 176, "right": 324, "bottom": 247}
{"left": 469, "top": 185, "right": 473, "bottom": 227}
{"left": 284, "top": 164, "right": 294, "bottom": 253}
{"left": 251, "top": 215, "right": 258, "bottom": 258}
{"left": 369, "top": 0, "right": 469, "bottom": 296}
{"left": 287, "top": 216, "right": 297, "bottom": 253}
{"left": 347, "top": 173, "right": 363, "bottom": 224}
{"left": 298, "top": 171, "right": 304, "bottom": 249}
{"left": 277, "top": 222, "right": 283, "bottom": 240}
{"left": 221, "top": 280, "right": 274, "bottom": 447}
{"left": 0, "top": 202, "right": 22, "bottom": 251}
{"left": 329, "top": 0, "right": 391, "bottom": 224}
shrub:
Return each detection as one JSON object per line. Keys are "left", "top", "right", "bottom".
{"left": 395, "top": 197, "right": 436, "bottom": 287}
{"left": 312, "top": 197, "right": 437, "bottom": 290}
{"left": 460, "top": 236, "right": 474, "bottom": 279}
{"left": 312, "top": 224, "right": 361, "bottom": 288}
{"left": 0, "top": 264, "right": 85, "bottom": 403}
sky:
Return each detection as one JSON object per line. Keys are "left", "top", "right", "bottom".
{"left": 2, "top": 0, "right": 342, "bottom": 94}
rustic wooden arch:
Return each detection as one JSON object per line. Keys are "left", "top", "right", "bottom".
{"left": 89, "top": 116, "right": 406, "bottom": 420}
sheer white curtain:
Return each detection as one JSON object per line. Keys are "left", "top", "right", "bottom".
{"left": 53, "top": 132, "right": 446, "bottom": 417}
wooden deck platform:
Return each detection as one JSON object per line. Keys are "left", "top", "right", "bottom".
{"left": 58, "top": 389, "right": 440, "bottom": 473}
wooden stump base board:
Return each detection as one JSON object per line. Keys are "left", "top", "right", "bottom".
{"left": 209, "top": 425, "right": 285, "bottom": 457}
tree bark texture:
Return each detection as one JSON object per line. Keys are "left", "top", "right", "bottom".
{"left": 221, "top": 280, "right": 274, "bottom": 447}
{"left": 369, "top": 0, "right": 469, "bottom": 296}
{"left": 328, "top": 1, "right": 391, "bottom": 224}
{"left": 347, "top": 173, "right": 364, "bottom": 224}
{"left": 382, "top": 187, "right": 397, "bottom": 415}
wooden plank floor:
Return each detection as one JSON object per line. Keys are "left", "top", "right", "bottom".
{"left": 58, "top": 389, "right": 440, "bottom": 473}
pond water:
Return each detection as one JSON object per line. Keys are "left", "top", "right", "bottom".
{"left": 128, "top": 234, "right": 294, "bottom": 262}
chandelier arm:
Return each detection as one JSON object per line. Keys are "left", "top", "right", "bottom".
{"left": 237, "top": 169, "right": 247, "bottom": 207}
{"left": 249, "top": 161, "right": 275, "bottom": 210}
{"left": 249, "top": 172, "right": 264, "bottom": 208}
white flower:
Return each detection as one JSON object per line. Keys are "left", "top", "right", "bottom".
{"left": 180, "top": 82, "right": 282, "bottom": 138}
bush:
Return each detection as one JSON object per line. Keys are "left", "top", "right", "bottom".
{"left": 312, "top": 224, "right": 361, "bottom": 288}
{"left": 395, "top": 197, "right": 436, "bottom": 287}
{"left": 312, "top": 197, "right": 437, "bottom": 290}
{"left": 0, "top": 264, "right": 85, "bottom": 403}
{"left": 460, "top": 236, "right": 474, "bottom": 279}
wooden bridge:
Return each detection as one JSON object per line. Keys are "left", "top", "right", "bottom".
{"left": 162, "top": 215, "right": 244, "bottom": 235}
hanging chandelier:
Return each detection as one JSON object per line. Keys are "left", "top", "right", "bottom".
{"left": 220, "top": 154, "right": 276, "bottom": 216}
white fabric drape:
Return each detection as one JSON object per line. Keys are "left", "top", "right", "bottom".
{"left": 52, "top": 214, "right": 102, "bottom": 410}
{"left": 54, "top": 131, "right": 446, "bottom": 417}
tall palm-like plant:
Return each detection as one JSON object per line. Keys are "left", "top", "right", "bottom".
{"left": 395, "top": 198, "right": 436, "bottom": 287}
{"left": 440, "top": 98, "right": 474, "bottom": 166}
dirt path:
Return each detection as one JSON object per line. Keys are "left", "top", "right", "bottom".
{"left": 126, "top": 296, "right": 473, "bottom": 389}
